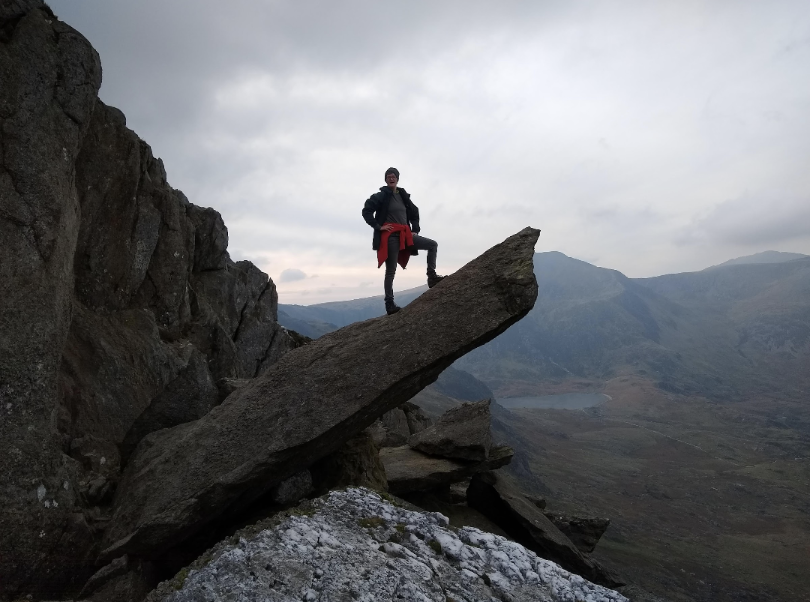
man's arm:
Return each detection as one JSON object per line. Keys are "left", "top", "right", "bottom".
{"left": 409, "top": 202, "right": 420, "bottom": 234}
{"left": 362, "top": 194, "right": 382, "bottom": 230}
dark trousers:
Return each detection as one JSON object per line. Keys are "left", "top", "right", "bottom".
{"left": 384, "top": 233, "right": 438, "bottom": 302}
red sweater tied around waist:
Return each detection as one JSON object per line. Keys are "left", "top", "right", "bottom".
{"left": 377, "top": 223, "right": 415, "bottom": 269}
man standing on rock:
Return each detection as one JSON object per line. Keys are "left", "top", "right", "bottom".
{"left": 362, "top": 167, "right": 444, "bottom": 314}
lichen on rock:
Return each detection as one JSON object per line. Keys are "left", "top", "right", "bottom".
{"left": 147, "top": 487, "right": 628, "bottom": 602}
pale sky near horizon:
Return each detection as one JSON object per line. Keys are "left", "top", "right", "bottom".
{"left": 49, "top": 0, "right": 810, "bottom": 304}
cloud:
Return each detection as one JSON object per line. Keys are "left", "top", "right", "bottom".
{"left": 279, "top": 268, "right": 308, "bottom": 283}
{"left": 48, "top": 0, "right": 810, "bottom": 302}
{"left": 677, "top": 192, "right": 810, "bottom": 247}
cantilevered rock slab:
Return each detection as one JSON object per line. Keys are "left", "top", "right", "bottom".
{"left": 468, "top": 471, "right": 623, "bottom": 587}
{"left": 382, "top": 445, "right": 514, "bottom": 495}
{"left": 103, "top": 227, "right": 539, "bottom": 558}
{"left": 408, "top": 399, "right": 492, "bottom": 461}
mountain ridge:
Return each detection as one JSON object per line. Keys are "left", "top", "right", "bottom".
{"left": 279, "top": 251, "right": 810, "bottom": 400}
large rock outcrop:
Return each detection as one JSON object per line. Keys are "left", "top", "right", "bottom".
{"left": 468, "top": 471, "right": 622, "bottom": 588}
{"left": 1, "top": 1, "right": 103, "bottom": 594}
{"left": 102, "top": 227, "right": 539, "bottom": 560}
{"left": 0, "top": 3, "right": 297, "bottom": 597}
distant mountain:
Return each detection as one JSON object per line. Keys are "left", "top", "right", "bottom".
{"left": 279, "top": 252, "right": 810, "bottom": 401}
{"left": 279, "top": 285, "right": 427, "bottom": 336}
{"left": 707, "top": 250, "right": 808, "bottom": 269}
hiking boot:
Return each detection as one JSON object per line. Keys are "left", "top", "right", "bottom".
{"left": 385, "top": 300, "right": 401, "bottom": 315}
{"left": 427, "top": 272, "right": 445, "bottom": 289}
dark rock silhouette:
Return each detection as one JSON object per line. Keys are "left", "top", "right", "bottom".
{"left": 408, "top": 399, "right": 492, "bottom": 461}
{"left": 102, "top": 227, "right": 539, "bottom": 559}
{"left": 0, "top": 2, "right": 297, "bottom": 596}
{"left": 468, "top": 471, "right": 622, "bottom": 587}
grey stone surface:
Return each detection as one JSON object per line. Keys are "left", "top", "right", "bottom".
{"left": 467, "top": 470, "right": 623, "bottom": 587}
{"left": 146, "top": 488, "right": 628, "bottom": 602}
{"left": 382, "top": 445, "right": 514, "bottom": 495}
{"left": 409, "top": 399, "right": 492, "bottom": 461}
{"left": 103, "top": 227, "right": 539, "bottom": 559}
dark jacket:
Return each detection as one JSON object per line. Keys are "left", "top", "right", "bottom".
{"left": 362, "top": 186, "right": 421, "bottom": 251}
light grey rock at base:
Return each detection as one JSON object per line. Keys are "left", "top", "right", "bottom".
{"left": 146, "top": 488, "right": 628, "bottom": 602}
{"left": 103, "top": 227, "right": 539, "bottom": 559}
{"left": 382, "top": 445, "right": 514, "bottom": 495}
{"left": 409, "top": 399, "right": 492, "bottom": 461}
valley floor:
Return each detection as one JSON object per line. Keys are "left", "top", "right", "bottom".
{"left": 494, "top": 377, "right": 810, "bottom": 602}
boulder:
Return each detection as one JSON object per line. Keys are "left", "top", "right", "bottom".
{"left": 382, "top": 445, "right": 514, "bottom": 495}
{"left": 543, "top": 512, "right": 611, "bottom": 554}
{"left": 310, "top": 430, "right": 388, "bottom": 495}
{"left": 402, "top": 401, "right": 433, "bottom": 435}
{"left": 102, "top": 227, "right": 539, "bottom": 559}
{"left": 379, "top": 407, "right": 410, "bottom": 446}
{"left": 373, "top": 402, "right": 434, "bottom": 448}
{"left": 408, "top": 398, "right": 492, "bottom": 461}
{"left": 467, "top": 471, "right": 623, "bottom": 587}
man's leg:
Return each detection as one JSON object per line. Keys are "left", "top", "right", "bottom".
{"left": 384, "top": 233, "right": 400, "bottom": 312}
{"left": 412, "top": 234, "right": 444, "bottom": 287}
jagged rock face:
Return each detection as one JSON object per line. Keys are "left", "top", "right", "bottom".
{"left": 467, "top": 471, "right": 622, "bottom": 588}
{"left": 146, "top": 488, "right": 628, "bottom": 602}
{"left": 0, "top": 1, "right": 103, "bottom": 594}
{"left": 0, "top": 3, "right": 296, "bottom": 597}
{"left": 409, "top": 399, "right": 492, "bottom": 461}
{"left": 102, "top": 227, "right": 539, "bottom": 560}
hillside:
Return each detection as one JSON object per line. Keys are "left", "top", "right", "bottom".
{"left": 280, "top": 252, "right": 810, "bottom": 401}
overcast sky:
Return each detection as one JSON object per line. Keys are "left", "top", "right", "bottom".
{"left": 50, "top": 0, "right": 810, "bottom": 304}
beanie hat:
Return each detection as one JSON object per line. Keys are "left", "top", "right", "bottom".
{"left": 384, "top": 167, "right": 400, "bottom": 180}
